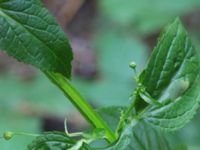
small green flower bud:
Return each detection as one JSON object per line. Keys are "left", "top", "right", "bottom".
{"left": 129, "top": 62, "right": 137, "bottom": 69}
{"left": 3, "top": 132, "right": 14, "bottom": 141}
{"left": 133, "top": 91, "right": 137, "bottom": 95}
{"left": 138, "top": 83, "right": 142, "bottom": 87}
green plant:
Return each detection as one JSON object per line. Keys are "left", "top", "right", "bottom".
{"left": 0, "top": 0, "right": 200, "bottom": 149}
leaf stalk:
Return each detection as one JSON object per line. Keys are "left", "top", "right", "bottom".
{"left": 44, "top": 71, "right": 116, "bottom": 143}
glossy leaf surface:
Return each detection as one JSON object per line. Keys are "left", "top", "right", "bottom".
{"left": 104, "top": 121, "right": 170, "bottom": 150}
{"left": 0, "top": 0, "right": 72, "bottom": 78}
{"left": 27, "top": 132, "right": 91, "bottom": 150}
{"left": 139, "top": 19, "right": 200, "bottom": 130}
{"left": 97, "top": 107, "right": 170, "bottom": 150}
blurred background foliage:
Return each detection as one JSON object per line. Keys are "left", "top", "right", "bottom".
{"left": 0, "top": 0, "right": 200, "bottom": 149}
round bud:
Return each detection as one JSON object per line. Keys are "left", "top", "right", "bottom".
{"left": 3, "top": 132, "right": 14, "bottom": 141}
{"left": 140, "top": 88, "right": 145, "bottom": 92}
{"left": 129, "top": 62, "right": 137, "bottom": 69}
{"left": 138, "top": 83, "right": 142, "bottom": 87}
{"left": 133, "top": 91, "right": 137, "bottom": 95}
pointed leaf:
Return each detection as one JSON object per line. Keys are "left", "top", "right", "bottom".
{"left": 104, "top": 121, "right": 170, "bottom": 150}
{"left": 97, "top": 107, "right": 170, "bottom": 150}
{"left": 27, "top": 132, "right": 91, "bottom": 150}
{"left": 139, "top": 19, "right": 200, "bottom": 130}
{"left": 27, "top": 132, "right": 75, "bottom": 150}
{"left": 0, "top": 0, "right": 73, "bottom": 78}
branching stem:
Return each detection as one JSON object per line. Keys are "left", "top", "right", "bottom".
{"left": 116, "top": 96, "right": 137, "bottom": 136}
{"left": 44, "top": 71, "right": 116, "bottom": 143}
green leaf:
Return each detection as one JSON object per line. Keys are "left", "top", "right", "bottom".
{"left": 27, "top": 132, "right": 92, "bottom": 150}
{"left": 104, "top": 121, "right": 170, "bottom": 150}
{"left": 139, "top": 19, "right": 200, "bottom": 130}
{"left": 0, "top": 1, "right": 116, "bottom": 142}
{"left": 27, "top": 132, "right": 75, "bottom": 150}
{"left": 96, "top": 107, "right": 170, "bottom": 150}
{"left": 0, "top": 0, "right": 73, "bottom": 78}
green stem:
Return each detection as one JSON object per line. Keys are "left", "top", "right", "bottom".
{"left": 44, "top": 71, "right": 116, "bottom": 143}
{"left": 14, "top": 132, "right": 40, "bottom": 137}
{"left": 3, "top": 131, "right": 40, "bottom": 141}
{"left": 116, "top": 96, "right": 137, "bottom": 136}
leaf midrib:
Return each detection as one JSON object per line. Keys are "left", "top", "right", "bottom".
{"left": 154, "top": 25, "right": 181, "bottom": 90}
{"left": 0, "top": 8, "right": 67, "bottom": 74}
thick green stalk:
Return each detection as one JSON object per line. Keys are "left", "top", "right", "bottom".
{"left": 44, "top": 71, "right": 116, "bottom": 143}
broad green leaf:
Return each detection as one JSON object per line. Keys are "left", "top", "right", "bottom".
{"left": 96, "top": 107, "right": 170, "bottom": 150}
{"left": 27, "top": 132, "right": 91, "bottom": 150}
{"left": 103, "top": 121, "right": 170, "bottom": 150}
{"left": 139, "top": 19, "right": 200, "bottom": 130}
{"left": 27, "top": 132, "right": 74, "bottom": 150}
{"left": 166, "top": 111, "right": 200, "bottom": 148}
{"left": 0, "top": 0, "right": 73, "bottom": 78}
